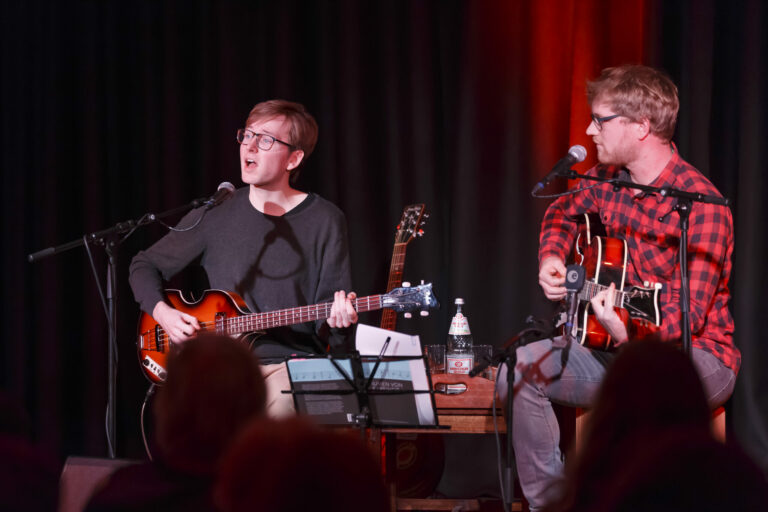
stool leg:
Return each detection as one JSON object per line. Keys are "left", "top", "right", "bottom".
{"left": 574, "top": 408, "right": 591, "bottom": 456}
{"left": 711, "top": 407, "right": 726, "bottom": 442}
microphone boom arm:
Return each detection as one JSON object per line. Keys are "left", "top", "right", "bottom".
{"left": 28, "top": 182, "right": 235, "bottom": 262}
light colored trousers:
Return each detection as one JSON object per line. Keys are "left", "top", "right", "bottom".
{"left": 495, "top": 337, "right": 736, "bottom": 510}
{"left": 261, "top": 362, "right": 297, "bottom": 418}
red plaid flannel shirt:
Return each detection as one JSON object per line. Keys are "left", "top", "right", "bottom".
{"left": 539, "top": 146, "right": 740, "bottom": 374}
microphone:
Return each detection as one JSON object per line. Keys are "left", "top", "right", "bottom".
{"left": 532, "top": 145, "right": 587, "bottom": 193}
{"left": 204, "top": 181, "right": 235, "bottom": 209}
{"left": 468, "top": 352, "right": 493, "bottom": 378}
{"left": 563, "top": 264, "right": 586, "bottom": 344}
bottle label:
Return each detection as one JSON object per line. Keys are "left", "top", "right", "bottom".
{"left": 448, "top": 313, "right": 472, "bottom": 335}
{"left": 446, "top": 354, "right": 474, "bottom": 374}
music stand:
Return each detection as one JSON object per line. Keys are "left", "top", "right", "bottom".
{"left": 284, "top": 324, "right": 439, "bottom": 431}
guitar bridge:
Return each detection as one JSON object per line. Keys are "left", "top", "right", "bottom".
{"left": 154, "top": 324, "right": 165, "bottom": 352}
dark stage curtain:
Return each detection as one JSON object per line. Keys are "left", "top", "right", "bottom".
{"left": 650, "top": 0, "right": 768, "bottom": 475}
{"left": 1, "top": 0, "right": 766, "bottom": 474}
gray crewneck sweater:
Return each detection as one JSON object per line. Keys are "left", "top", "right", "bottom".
{"left": 129, "top": 187, "right": 352, "bottom": 363}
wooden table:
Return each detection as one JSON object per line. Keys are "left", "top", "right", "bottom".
{"left": 370, "top": 372, "right": 523, "bottom": 512}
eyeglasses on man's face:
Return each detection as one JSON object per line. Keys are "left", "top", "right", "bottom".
{"left": 590, "top": 113, "right": 622, "bottom": 131}
{"left": 236, "top": 128, "right": 295, "bottom": 151}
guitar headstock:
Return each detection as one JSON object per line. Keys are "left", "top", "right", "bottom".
{"left": 394, "top": 204, "right": 427, "bottom": 245}
{"left": 383, "top": 282, "right": 440, "bottom": 313}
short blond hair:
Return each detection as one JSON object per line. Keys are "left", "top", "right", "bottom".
{"left": 246, "top": 100, "right": 319, "bottom": 181}
{"left": 587, "top": 65, "right": 679, "bottom": 141}
{"left": 245, "top": 100, "right": 317, "bottom": 158}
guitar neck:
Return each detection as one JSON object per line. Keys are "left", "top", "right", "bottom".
{"left": 229, "top": 295, "right": 385, "bottom": 335}
{"left": 381, "top": 243, "right": 407, "bottom": 330}
{"left": 579, "top": 281, "right": 626, "bottom": 307}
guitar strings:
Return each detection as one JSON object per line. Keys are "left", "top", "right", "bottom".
{"left": 142, "top": 295, "right": 387, "bottom": 347}
{"left": 581, "top": 280, "right": 626, "bottom": 305}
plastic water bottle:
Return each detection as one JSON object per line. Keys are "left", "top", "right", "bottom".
{"left": 446, "top": 298, "right": 474, "bottom": 374}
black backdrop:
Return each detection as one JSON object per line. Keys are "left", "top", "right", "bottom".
{"left": 2, "top": 0, "right": 767, "bottom": 473}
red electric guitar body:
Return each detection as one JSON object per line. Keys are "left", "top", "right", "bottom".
{"left": 570, "top": 214, "right": 661, "bottom": 351}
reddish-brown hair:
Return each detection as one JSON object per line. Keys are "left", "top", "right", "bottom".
{"left": 587, "top": 65, "right": 679, "bottom": 141}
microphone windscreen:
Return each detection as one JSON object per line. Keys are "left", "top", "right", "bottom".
{"left": 218, "top": 181, "right": 235, "bottom": 193}
{"left": 567, "top": 145, "right": 587, "bottom": 163}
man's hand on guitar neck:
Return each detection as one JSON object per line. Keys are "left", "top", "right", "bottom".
{"left": 327, "top": 291, "right": 358, "bottom": 328}
{"left": 590, "top": 282, "right": 629, "bottom": 346}
{"left": 152, "top": 301, "right": 201, "bottom": 343}
{"left": 539, "top": 256, "right": 568, "bottom": 301}
{"left": 151, "top": 290, "right": 357, "bottom": 344}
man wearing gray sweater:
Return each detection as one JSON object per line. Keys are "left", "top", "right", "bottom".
{"left": 129, "top": 100, "right": 357, "bottom": 416}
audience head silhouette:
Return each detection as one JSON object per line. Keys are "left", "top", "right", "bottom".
{"left": 154, "top": 333, "right": 267, "bottom": 475}
{"left": 584, "top": 339, "right": 711, "bottom": 446}
{"left": 544, "top": 340, "right": 715, "bottom": 512}
{"left": 0, "top": 391, "right": 60, "bottom": 511}
{"left": 215, "top": 417, "right": 389, "bottom": 512}
{"left": 85, "top": 335, "right": 267, "bottom": 512}
{"left": 598, "top": 427, "right": 768, "bottom": 511}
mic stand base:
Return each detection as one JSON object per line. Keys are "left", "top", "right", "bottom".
{"left": 495, "top": 317, "right": 557, "bottom": 512}
{"left": 676, "top": 198, "right": 693, "bottom": 356}
{"left": 105, "top": 242, "right": 117, "bottom": 458}
{"left": 503, "top": 350, "right": 516, "bottom": 512}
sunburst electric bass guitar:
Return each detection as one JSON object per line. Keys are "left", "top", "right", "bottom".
{"left": 137, "top": 283, "right": 439, "bottom": 383}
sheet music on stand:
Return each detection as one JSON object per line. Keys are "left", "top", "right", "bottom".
{"left": 285, "top": 324, "right": 438, "bottom": 428}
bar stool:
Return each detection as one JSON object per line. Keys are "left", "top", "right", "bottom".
{"left": 571, "top": 405, "right": 727, "bottom": 454}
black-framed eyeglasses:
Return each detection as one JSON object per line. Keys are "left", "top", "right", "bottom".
{"left": 236, "top": 128, "right": 296, "bottom": 151}
{"left": 590, "top": 113, "right": 622, "bottom": 131}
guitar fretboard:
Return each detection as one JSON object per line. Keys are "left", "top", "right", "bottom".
{"left": 225, "top": 295, "right": 385, "bottom": 335}
{"left": 381, "top": 243, "right": 407, "bottom": 331}
{"left": 578, "top": 281, "right": 627, "bottom": 307}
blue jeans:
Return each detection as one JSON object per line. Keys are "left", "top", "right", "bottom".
{"left": 495, "top": 338, "right": 736, "bottom": 510}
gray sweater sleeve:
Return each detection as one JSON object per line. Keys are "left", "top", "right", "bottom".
{"left": 128, "top": 190, "right": 354, "bottom": 355}
{"left": 128, "top": 208, "right": 208, "bottom": 315}
{"left": 312, "top": 206, "right": 353, "bottom": 349}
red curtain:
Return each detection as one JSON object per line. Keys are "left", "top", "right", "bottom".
{"left": 526, "top": 0, "right": 651, "bottom": 174}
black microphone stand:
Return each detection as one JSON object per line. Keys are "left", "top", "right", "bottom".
{"left": 27, "top": 192, "right": 219, "bottom": 458}
{"left": 557, "top": 170, "right": 730, "bottom": 356}
{"left": 471, "top": 317, "right": 556, "bottom": 512}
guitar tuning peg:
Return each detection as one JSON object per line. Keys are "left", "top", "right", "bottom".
{"left": 420, "top": 310, "right": 429, "bottom": 317}
{"left": 404, "top": 312, "right": 413, "bottom": 319}
{"left": 643, "top": 281, "right": 650, "bottom": 287}
{"left": 402, "top": 281, "right": 411, "bottom": 288}
{"left": 654, "top": 282, "right": 662, "bottom": 290}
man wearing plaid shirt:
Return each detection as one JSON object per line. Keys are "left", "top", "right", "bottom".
{"left": 497, "top": 65, "right": 739, "bottom": 510}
